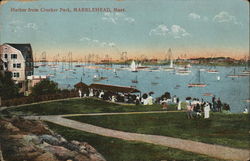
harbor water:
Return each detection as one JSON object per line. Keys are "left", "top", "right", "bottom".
{"left": 34, "top": 62, "right": 250, "bottom": 113}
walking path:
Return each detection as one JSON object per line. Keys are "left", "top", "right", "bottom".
{"left": 26, "top": 114, "right": 250, "bottom": 161}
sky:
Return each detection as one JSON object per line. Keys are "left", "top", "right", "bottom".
{"left": 0, "top": 0, "right": 249, "bottom": 60}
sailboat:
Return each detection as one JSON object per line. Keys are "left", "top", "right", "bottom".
{"left": 113, "top": 68, "right": 119, "bottom": 78}
{"left": 207, "top": 66, "right": 219, "bottom": 73}
{"left": 93, "top": 70, "right": 107, "bottom": 81}
{"left": 130, "top": 60, "right": 138, "bottom": 72}
{"left": 188, "top": 69, "right": 207, "bottom": 87}
{"left": 226, "top": 68, "right": 245, "bottom": 78}
{"left": 176, "top": 66, "right": 191, "bottom": 75}
{"left": 131, "top": 75, "right": 138, "bottom": 83}
{"left": 163, "top": 48, "right": 175, "bottom": 71}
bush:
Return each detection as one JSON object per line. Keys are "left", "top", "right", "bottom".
{"left": 31, "top": 79, "right": 59, "bottom": 96}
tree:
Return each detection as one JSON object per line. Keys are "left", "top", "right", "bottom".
{"left": 31, "top": 79, "right": 59, "bottom": 96}
{"left": 0, "top": 72, "right": 19, "bottom": 99}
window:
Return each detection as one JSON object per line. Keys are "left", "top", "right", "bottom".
{"left": 13, "top": 72, "right": 20, "bottom": 78}
{"left": 11, "top": 54, "right": 17, "bottom": 59}
{"left": 27, "top": 71, "right": 33, "bottom": 76}
{"left": 4, "top": 54, "right": 8, "bottom": 59}
{"left": 13, "top": 63, "right": 21, "bottom": 68}
{"left": 4, "top": 62, "right": 7, "bottom": 68}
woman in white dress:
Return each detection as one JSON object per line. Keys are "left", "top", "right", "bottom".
{"left": 177, "top": 101, "right": 182, "bottom": 110}
{"left": 204, "top": 102, "right": 210, "bottom": 119}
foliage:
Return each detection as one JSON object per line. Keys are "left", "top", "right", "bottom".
{"left": 31, "top": 79, "right": 59, "bottom": 96}
{"left": 0, "top": 72, "right": 19, "bottom": 99}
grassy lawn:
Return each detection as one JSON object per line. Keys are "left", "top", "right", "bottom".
{"left": 46, "top": 122, "right": 224, "bottom": 161}
{"left": 5, "top": 98, "right": 177, "bottom": 115}
{"left": 67, "top": 112, "right": 250, "bottom": 149}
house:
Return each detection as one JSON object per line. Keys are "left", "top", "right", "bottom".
{"left": 0, "top": 43, "right": 34, "bottom": 93}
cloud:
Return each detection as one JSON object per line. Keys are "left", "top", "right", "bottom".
{"left": 80, "top": 37, "right": 91, "bottom": 41}
{"left": 170, "top": 25, "right": 191, "bottom": 38}
{"left": 149, "top": 24, "right": 190, "bottom": 39}
{"left": 80, "top": 36, "right": 116, "bottom": 47}
{"left": 188, "top": 13, "right": 208, "bottom": 22}
{"left": 188, "top": 13, "right": 201, "bottom": 20}
{"left": 149, "top": 24, "right": 169, "bottom": 36}
{"left": 213, "top": 11, "right": 239, "bottom": 24}
{"left": 102, "top": 13, "right": 135, "bottom": 24}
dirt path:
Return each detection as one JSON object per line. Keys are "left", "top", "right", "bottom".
{"left": 26, "top": 115, "right": 250, "bottom": 161}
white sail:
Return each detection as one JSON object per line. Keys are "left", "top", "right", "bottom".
{"left": 130, "top": 60, "right": 137, "bottom": 72}
{"left": 170, "top": 59, "right": 173, "bottom": 68}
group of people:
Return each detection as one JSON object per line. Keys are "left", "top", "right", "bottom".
{"left": 186, "top": 98, "right": 212, "bottom": 119}
{"left": 78, "top": 89, "right": 237, "bottom": 118}
{"left": 78, "top": 88, "right": 154, "bottom": 105}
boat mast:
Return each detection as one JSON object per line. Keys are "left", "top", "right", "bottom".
{"left": 198, "top": 69, "right": 201, "bottom": 83}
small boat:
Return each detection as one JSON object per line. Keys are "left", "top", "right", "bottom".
{"left": 131, "top": 75, "right": 138, "bottom": 83}
{"left": 207, "top": 69, "right": 219, "bottom": 73}
{"left": 93, "top": 76, "right": 108, "bottom": 82}
{"left": 188, "top": 69, "right": 207, "bottom": 87}
{"left": 47, "top": 74, "right": 55, "bottom": 77}
{"left": 188, "top": 83, "right": 207, "bottom": 87}
{"left": 203, "top": 93, "right": 213, "bottom": 96}
{"left": 176, "top": 66, "right": 191, "bottom": 75}
{"left": 227, "top": 68, "right": 245, "bottom": 78}
{"left": 151, "top": 82, "right": 159, "bottom": 85}
{"left": 163, "top": 60, "right": 175, "bottom": 71}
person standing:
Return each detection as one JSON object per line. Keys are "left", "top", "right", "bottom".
{"left": 147, "top": 94, "right": 153, "bottom": 105}
{"left": 78, "top": 89, "right": 82, "bottom": 98}
{"left": 177, "top": 100, "right": 182, "bottom": 110}
{"left": 212, "top": 96, "right": 216, "bottom": 111}
{"left": 217, "top": 98, "right": 222, "bottom": 112}
{"left": 204, "top": 102, "right": 211, "bottom": 119}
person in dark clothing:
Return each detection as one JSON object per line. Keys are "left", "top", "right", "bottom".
{"left": 212, "top": 96, "right": 216, "bottom": 111}
{"left": 217, "top": 98, "right": 222, "bottom": 112}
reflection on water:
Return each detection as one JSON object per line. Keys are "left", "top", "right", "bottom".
{"left": 34, "top": 62, "right": 250, "bottom": 113}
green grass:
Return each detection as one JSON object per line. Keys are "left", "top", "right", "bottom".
{"left": 46, "top": 122, "right": 224, "bottom": 161}
{"left": 5, "top": 98, "right": 177, "bottom": 115}
{"left": 67, "top": 112, "right": 250, "bottom": 149}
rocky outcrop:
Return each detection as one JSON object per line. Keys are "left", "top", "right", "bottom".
{"left": 0, "top": 117, "right": 106, "bottom": 161}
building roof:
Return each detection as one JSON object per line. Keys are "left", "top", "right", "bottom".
{"left": 74, "top": 82, "right": 89, "bottom": 89}
{"left": 5, "top": 43, "right": 33, "bottom": 59}
{"left": 89, "top": 83, "right": 140, "bottom": 93}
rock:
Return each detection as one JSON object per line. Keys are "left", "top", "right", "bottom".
{"left": 79, "top": 145, "right": 88, "bottom": 155}
{"left": 35, "top": 152, "right": 59, "bottom": 161}
{"left": 1, "top": 121, "right": 20, "bottom": 132}
{"left": 44, "top": 145, "right": 76, "bottom": 160}
{"left": 23, "top": 134, "right": 42, "bottom": 145}
{"left": 0, "top": 117, "right": 106, "bottom": 161}
{"left": 75, "top": 154, "right": 91, "bottom": 161}
{"left": 40, "top": 134, "right": 60, "bottom": 145}
{"left": 82, "top": 142, "right": 97, "bottom": 154}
